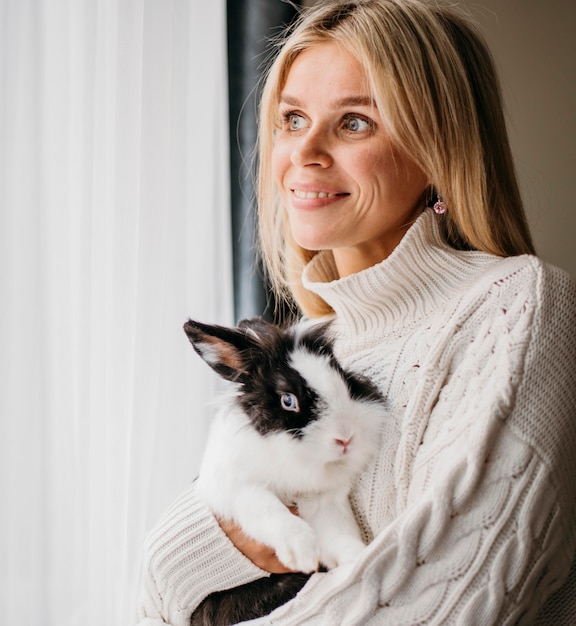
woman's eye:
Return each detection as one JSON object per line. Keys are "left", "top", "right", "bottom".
{"left": 282, "top": 112, "right": 306, "bottom": 131}
{"left": 343, "top": 115, "right": 372, "bottom": 133}
{"left": 280, "top": 393, "right": 300, "bottom": 412}
{"left": 289, "top": 114, "right": 302, "bottom": 130}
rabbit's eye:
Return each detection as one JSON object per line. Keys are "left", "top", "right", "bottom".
{"left": 280, "top": 393, "right": 299, "bottom": 412}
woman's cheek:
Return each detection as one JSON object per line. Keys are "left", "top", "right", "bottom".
{"left": 271, "top": 140, "right": 291, "bottom": 187}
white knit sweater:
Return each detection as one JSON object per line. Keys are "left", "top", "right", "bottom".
{"left": 136, "top": 210, "right": 576, "bottom": 625}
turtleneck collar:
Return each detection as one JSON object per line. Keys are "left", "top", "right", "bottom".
{"left": 302, "top": 209, "right": 497, "bottom": 333}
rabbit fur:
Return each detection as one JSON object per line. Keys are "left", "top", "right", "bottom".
{"left": 184, "top": 317, "right": 386, "bottom": 624}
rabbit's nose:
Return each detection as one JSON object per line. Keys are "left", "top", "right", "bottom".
{"left": 335, "top": 437, "right": 352, "bottom": 454}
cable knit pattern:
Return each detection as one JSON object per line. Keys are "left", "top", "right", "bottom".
{"left": 136, "top": 210, "right": 576, "bottom": 625}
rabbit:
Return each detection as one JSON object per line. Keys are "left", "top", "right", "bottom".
{"left": 184, "top": 317, "right": 386, "bottom": 625}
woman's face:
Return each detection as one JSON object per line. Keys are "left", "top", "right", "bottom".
{"left": 272, "top": 42, "right": 428, "bottom": 277}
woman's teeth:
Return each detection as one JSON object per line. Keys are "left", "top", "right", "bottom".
{"left": 293, "top": 190, "right": 339, "bottom": 199}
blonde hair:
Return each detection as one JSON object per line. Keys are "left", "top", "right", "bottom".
{"left": 257, "top": 0, "right": 535, "bottom": 318}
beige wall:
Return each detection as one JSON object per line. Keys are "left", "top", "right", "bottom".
{"left": 476, "top": 0, "right": 575, "bottom": 276}
{"left": 301, "top": 0, "right": 576, "bottom": 276}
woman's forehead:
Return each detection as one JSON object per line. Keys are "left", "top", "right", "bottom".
{"left": 279, "top": 41, "right": 374, "bottom": 99}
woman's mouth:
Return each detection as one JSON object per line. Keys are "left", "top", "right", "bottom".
{"left": 288, "top": 184, "right": 350, "bottom": 211}
{"left": 293, "top": 189, "right": 340, "bottom": 200}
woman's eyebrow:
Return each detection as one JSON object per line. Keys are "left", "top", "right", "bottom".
{"left": 333, "top": 95, "right": 375, "bottom": 108}
{"left": 279, "top": 94, "right": 375, "bottom": 109}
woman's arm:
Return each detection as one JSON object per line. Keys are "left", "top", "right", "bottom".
{"left": 136, "top": 481, "right": 269, "bottom": 626}
{"left": 217, "top": 508, "right": 301, "bottom": 574}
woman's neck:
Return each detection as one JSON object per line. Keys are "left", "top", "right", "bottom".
{"left": 302, "top": 210, "right": 497, "bottom": 332}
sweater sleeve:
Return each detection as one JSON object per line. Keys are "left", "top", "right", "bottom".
{"left": 245, "top": 261, "right": 576, "bottom": 625}
{"left": 136, "top": 480, "right": 268, "bottom": 626}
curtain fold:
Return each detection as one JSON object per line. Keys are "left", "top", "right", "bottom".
{"left": 0, "top": 1, "right": 231, "bottom": 624}
{"left": 227, "top": 0, "right": 301, "bottom": 322}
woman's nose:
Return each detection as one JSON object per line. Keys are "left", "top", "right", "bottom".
{"left": 290, "top": 128, "right": 333, "bottom": 168}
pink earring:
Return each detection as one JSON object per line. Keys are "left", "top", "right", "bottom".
{"left": 433, "top": 194, "right": 446, "bottom": 215}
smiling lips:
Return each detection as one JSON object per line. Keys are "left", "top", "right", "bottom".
{"left": 293, "top": 189, "right": 346, "bottom": 199}
{"left": 290, "top": 189, "right": 350, "bottom": 209}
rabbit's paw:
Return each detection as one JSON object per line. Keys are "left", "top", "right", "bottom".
{"left": 321, "top": 536, "right": 365, "bottom": 568}
{"left": 275, "top": 519, "right": 320, "bottom": 573}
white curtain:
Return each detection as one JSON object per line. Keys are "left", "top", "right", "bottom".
{"left": 0, "top": 1, "right": 232, "bottom": 624}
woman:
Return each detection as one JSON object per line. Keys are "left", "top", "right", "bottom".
{"left": 137, "top": 1, "right": 576, "bottom": 624}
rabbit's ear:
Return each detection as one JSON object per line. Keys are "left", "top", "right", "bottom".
{"left": 183, "top": 319, "right": 259, "bottom": 383}
{"left": 237, "top": 317, "right": 275, "bottom": 341}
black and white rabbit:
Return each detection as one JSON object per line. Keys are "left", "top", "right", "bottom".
{"left": 184, "top": 317, "right": 386, "bottom": 625}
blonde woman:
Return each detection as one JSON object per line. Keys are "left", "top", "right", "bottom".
{"left": 137, "top": 1, "right": 576, "bottom": 624}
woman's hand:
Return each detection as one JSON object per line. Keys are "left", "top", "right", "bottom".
{"left": 217, "top": 507, "right": 299, "bottom": 574}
